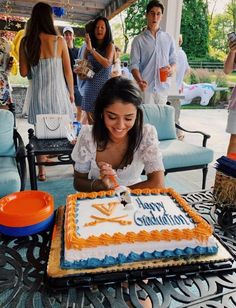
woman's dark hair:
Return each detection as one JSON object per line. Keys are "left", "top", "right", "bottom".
{"left": 23, "top": 2, "right": 58, "bottom": 66}
{"left": 90, "top": 16, "right": 113, "bottom": 51}
{"left": 93, "top": 77, "right": 143, "bottom": 167}
{"left": 146, "top": 0, "right": 164, "bottom": 14}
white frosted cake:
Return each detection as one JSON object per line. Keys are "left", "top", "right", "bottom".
{"left": 62, "top": 188, "right": 218, "bottom": 269}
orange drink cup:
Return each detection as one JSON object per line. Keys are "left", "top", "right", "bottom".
{"left": 159, "top": 67, "right": 168, "bottom": 82}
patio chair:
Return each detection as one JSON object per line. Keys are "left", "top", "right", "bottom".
{"left": 0, "top": 109, "right": 26, "bottom": 198}
{"left": 141, "top": 104, "right": 214, "bottom": 189}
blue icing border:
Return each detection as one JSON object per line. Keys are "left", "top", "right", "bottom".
{"left": 64, "top": 192, "right": 217, "bottom": 270}
{"left": 61, "top": 246, "right": 218, "bottom": 269}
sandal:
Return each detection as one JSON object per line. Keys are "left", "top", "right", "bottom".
{"left": 38, "top": 173, "right": 46, "bottom": 181}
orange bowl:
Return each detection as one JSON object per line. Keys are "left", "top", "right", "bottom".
{"left": 0, "top": 190, "right": 54, "bottom": 227}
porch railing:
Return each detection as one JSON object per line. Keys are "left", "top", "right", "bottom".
{"left": 189, "top": 61, "right": 224, "bottom": 70}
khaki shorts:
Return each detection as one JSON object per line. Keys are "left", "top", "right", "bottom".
{"left": 226, "top": 109, "right": 236, "bottom": 134}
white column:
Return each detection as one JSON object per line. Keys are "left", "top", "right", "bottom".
{"left": 161, "top": 0, "right": 183, "bottom": 44}
{"left": 161, "top": 0, "right": 184, "bottom": 96}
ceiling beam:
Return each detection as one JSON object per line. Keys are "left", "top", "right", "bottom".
{"left": 102, "top": 0, "right": 137, "bottom": 20}
{"left": 0, "top": 0, "right": 138, "bottom": 25}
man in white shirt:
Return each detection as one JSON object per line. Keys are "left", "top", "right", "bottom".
{"left": 170, "top": 34, "right": 190, "bottom": 139}
{"left": 176, "top": 35, "right": 190, "bottom": 93}
{"left": 130, "top": 0, "right": 176, "bottom": 105}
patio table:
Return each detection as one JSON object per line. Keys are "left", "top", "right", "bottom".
{"left": 26, "top": 128, "right": 74, "bottom": 190}
{"left": 0, "top": 190, "right": 235, "bottom": 307}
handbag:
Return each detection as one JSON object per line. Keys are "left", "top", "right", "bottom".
{"left": 35, "top": 114, "right": 70, "bottom": 139}
{"left": 73, "top": 59, "right": 95, "bottom": 80}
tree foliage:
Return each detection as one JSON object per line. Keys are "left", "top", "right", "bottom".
{"left": 226, "top": 0, "right": 236, "bottom": 32}
{"left": 209, "top": 14, "right": 232, "bottom": 56}
{"left": 208, "top": 0, "right": 236, "bottom": 59}
{"left": 181, "top": 0, "right": 209, "bottom": 59}
{"left": 124, "top": 0, "right": 148, "bottom": 38}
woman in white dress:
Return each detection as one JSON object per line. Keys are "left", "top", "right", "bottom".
{"left": 72, "top": 76, "right": 165, "bottom": 191}
{"left": 19, "top": 2, "right": 74, "bottom": 181}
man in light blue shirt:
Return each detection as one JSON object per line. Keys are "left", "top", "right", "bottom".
{"left": 130, "top": 0, "right": 176, "bottom": 105}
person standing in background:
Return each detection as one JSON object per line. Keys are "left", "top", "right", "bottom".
{"left": 121, "top": 62, "right": 131, "bottom": 79}
{"left": 224, "top": 34, "right": 236, "bottom": 155}
{"left": 169, "top": 34, "right": 190, "bottom": 140}
{"left": 130, "top": 0, "right": 176, "bottom": 105}
{"left": 63, "top": 26, "right": 82, "bottom": 121}
{"left": 75, "top": 20, "right": 94, "bottom": 124}
{"left": 111, "top": 45, "right": 121, "bottom": 77}
{"left": 81, "top": 16, "right": 114, "bottom": 124}
{"left": 0, "top": 37, "right": 13, "bottom": 109}
{"left": 19, "top": 2, "right": 74, "bottom": 181}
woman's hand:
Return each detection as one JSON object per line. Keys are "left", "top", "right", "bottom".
{"left": 137, "top": 79, "right": 148, "bottom": 92}
{"left": 97, "top": 161, "right": 117, "bottom": 189}
{"left": 69, "top": 93, "right": 75, "bottom": 103}
{"left": 85, "top": 33, "right": 92, "bottom": 52}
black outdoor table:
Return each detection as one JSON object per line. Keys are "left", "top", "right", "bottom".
{"left": 0, "top": 190, "right": 236, "bottom": 307}
{"left": 26, "top": 128, "right": 74, "bottom": 190}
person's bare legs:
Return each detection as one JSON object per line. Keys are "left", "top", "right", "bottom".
{"left": 37, "top": 155, "right": 46, "bottom": 181}
{"left": 80, "top": 110, "right": 88, "bottom": 124}
{"left": 76, "top": 106, "right": 82, "bottom": 122}
{"left": 227, "top": 134, "right": 236, "bottom": 155}
{"left": 87, "top": 111, "right": 94, "bottom": 125}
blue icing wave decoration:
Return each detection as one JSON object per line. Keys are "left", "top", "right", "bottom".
{"left": 117, "top": 253, "right": 127, "bottom": 264}
{"left": 63, "top": 193, "right": 218, "bottom": 270}
{"left": 61, "top": 245, "right": 217, "bottom": 270}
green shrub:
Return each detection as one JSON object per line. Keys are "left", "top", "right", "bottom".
{"left": 214, "top": 70, "right": 228, "bottom": 87}
{"left": 120, "top": 53, "right": 130, "bottom": 63}
{"left": 189, "top": 69, "right": 200, "bottom": 84}
{"left": 195, "top": 68, "right": 212, "bottom": 83}
{"left": 74, "top": 37, "right": 84, "bottom": 48}
{"left": 209, "top": 92, "right": 219, "bottom": 107}
{"left": 188, "top": 68, "right": 213, "bottom": 84}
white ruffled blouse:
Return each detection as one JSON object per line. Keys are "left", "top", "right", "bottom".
{"left": 71, "top": 124, "right": 164, "bottom": 186}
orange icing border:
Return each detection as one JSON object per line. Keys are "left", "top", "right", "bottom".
{"left": 65, "top": 188, "right": 213, "bottom": 250}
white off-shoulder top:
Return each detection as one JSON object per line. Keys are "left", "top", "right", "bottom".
{"left": 71, "top": 124, "right": 164, "bottom": 186}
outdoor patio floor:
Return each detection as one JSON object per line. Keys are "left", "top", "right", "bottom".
{"left": 16, "top": 108, "right": 229, "bottom": 195}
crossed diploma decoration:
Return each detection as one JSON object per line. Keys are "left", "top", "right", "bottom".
{"left": 84, "top": 202, "right": 132, "bottom": 227}
{"left": 84, "top": 175, "right": 133, "bottom": 227}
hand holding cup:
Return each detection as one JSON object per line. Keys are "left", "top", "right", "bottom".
{"left": 159, "top": 65, "right": 173, "bottom": 82}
